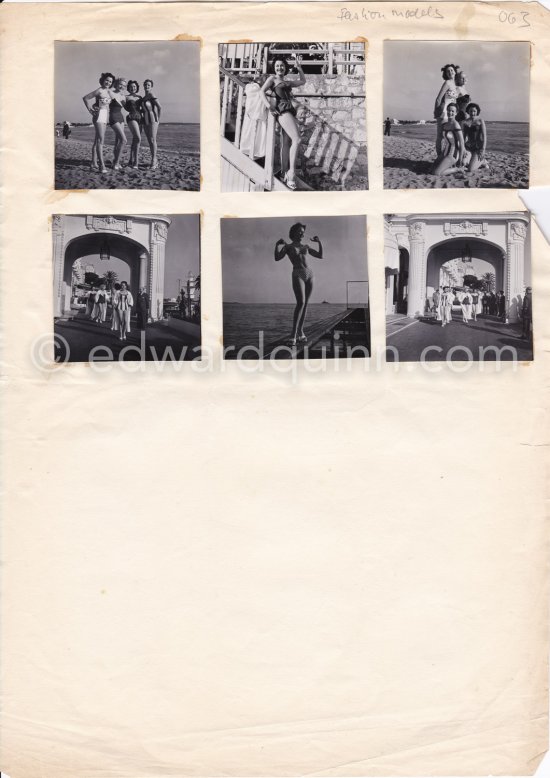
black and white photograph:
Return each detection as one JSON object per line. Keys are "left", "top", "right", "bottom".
{"left": 219, "top": 43, "right": 367, "bottom": 192}
{"left": 53, "top": 214, "right": 201, "bottom": 362}
{"left": 383, "top": 42, "right": 529, "bottom": 189}
{"left": 385, "top": 212, "right": 533, "bottom": 362}
{"left": 55, "top": 42, "right": 200, "bottom": 190}
{"left": 221, "top": 216, "right": 370, "bottom": 359}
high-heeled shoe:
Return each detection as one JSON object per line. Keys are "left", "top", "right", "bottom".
{"left": 284, "top": 172, "right": 297, "bottom": 190}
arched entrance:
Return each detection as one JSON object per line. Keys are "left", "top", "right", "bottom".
{"left": 426, "top": 237, "right": 504, "bottom": 298}
{"left": 53, "top": 215, "right": 171, "bottom": 320}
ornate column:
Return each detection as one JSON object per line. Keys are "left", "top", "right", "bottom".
{"left": 52, "top": 215, "right": 66, "bottom": 317}
{"left": 407, "top": 220, "right": 426, "bottom": 318}
{"left": 149, "top": 221, "right": 168, "bottom": 321}
{"left": 505, "top": 220, "right": 527, "bottom": 323}
{"left": 139, "top": 252, "right": 148, "bottom": 289}
{"left": 384, "top": 222, "right": 399, "bottom": 315}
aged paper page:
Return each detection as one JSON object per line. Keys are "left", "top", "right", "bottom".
{"left": 1, "top": 2, "right": 548, "bottom": 776}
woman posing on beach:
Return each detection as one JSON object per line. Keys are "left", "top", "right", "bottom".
{"left": 434, "top": 64, "right": 467, "bottom": 156}
{"left": 142, "top": 79, "right": 162, "bottom": 170}
{"left": 124, "top": 80, "right": 143, "bottom": 169}
{"left": 109, "top": 77, "right": 128, "bottom": 171}
{"left": 274, "top": 223, "right": 323, "bottom": 346}
{"left": 260, "top": 54, "right": 306, "bottom": 190}
{"left": 461, "top": 102, "right": 488, "bottom": 173}
{"left": 82, "top": 72, "right": 115, "bottom": 173}
{"left": 432, "top": 103, "right": 465, "bottom": 175}
{"left": 115, "top": 281, "right": 133, "bottom": 341}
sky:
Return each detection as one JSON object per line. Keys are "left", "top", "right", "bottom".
{"left": 73, "top": 215, "right": 200, "bottom": 298}
{"left": 384, "top": 41, "right": 530, "bottom": 122}
{"left": 221, "top": 216, "right": 368, "bottom": 304}
{"left": 55, "top": 42, "right": 200, "bottom": 123}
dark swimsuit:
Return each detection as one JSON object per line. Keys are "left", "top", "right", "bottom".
{"left": 125, "top": 95, "right": 142, "bottom": 123}
{"left": 273, "top": 82, "right": 296, "bottom": 117}
{"left": 109, "top": 99, "right": 124, "bottom": 126}
{"left": 463, "top": 122, "right": 484, "bottom": 152}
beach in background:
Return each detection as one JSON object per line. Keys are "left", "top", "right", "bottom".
{"left": 384, "top": 121, "right": 529, "bottom": 189}
{"left": 55, "top": 123, "right": 200, "bottom": 190}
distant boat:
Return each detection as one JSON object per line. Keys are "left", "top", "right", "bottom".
{"left": 321, "top": 300, "right": 330, "bottom": 304}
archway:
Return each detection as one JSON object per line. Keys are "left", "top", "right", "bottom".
{"left": 59, "top": 233, "right": 149, "bottom": 317}
{"left": 426, "top": 237, "right": 504, "bottom": 300}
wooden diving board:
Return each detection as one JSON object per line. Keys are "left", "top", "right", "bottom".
{"left": 263, "top": 307, "right": 369, "bottom": 358}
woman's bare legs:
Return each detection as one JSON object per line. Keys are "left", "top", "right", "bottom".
{"left": 291, "top": 275, "right": 306, "bottom": 342}
{"left": 278, "top": 112, "right": 301, "bottom": 184}
{"left": 280, "top": 128, "right": 290, "bottom": 178}
{"left": 112, "top": 123, "right": 127, "bottom": 168}
{"left": 127, "top": 119, "right": 141, "bottom": 167}
{"left": 433, "top": 152, "right": 459, "bottom": 176}
{"left": 435, "top": 121, "right": 443, "bottom": 157}
{"left": 144, "top": 121, "right": 159, "bottom": 168}
{"left": 94, "top": 122, "right": 107, "bottom": 171}
{"left": 297, "top": 277, "right": 313, "bottom": 338}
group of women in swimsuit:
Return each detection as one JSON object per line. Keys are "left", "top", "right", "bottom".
{"left": 432, "top": 64, "right": 488, "bottom": 176}
{"left": 83, "top": 72, "right": 161, "bottom": 173}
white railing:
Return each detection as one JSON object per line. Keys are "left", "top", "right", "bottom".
{"left": 219, "top": 42, "right": 365, "bottom": 76}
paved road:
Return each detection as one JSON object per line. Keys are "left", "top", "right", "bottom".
{"left": 54, "top": 316, "right": 200, "bottom": 363}
{"left": 386, "top": 313, "right": 532, "bottom": 362}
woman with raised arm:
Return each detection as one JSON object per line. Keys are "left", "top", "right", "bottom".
{"left": 82, "top": 72, "right": 115, "bottom": 173}
{"left": 260, "top": 54, "right": 306, "bottom": 190}
{"left": 142, "top": 78, "right": 162, "bottom": 170}
{"left": 124, "top": 80, "right": 143, "bottom": 169}
{"left": 432, "top": 103, "right": 465, "bottom": 175}
{"left": 274, "top": 223, "right": 323, "bottom": 346}
{"left": 434, "top": 64, "right": 465, "bottom": 156}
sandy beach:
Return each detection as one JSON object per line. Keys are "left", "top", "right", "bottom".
{"left": 55, "top": 137, "right": 200, "bottom": 191}
{"left": 384, "top": 135, "right": 529, "bottom": 189}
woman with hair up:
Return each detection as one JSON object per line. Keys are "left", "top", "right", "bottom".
{"left": 260, "top": 54, "right": 306, "bottom": 190}
{"left": 109, "top": 77, "right": 128, "bottom": 170}
{"left": 461, "top": 102, "right": 488, "bottom": 173}
{"left": 82, "top": 72, "right": 115, "bottom": 173}
{"left": 142, "top": 78, "right": 162, "bottom": 170}
{"left": 125, "top": 79, "right": 143, "bottom": 169}
{"left": 274, "top": 223, "right": 323, "bottom": 346}
{"left": 432, "top": 103, "right": 465, "bottom": 175}
{"left": 433, "top": 64, "right": 467, "bottom": 156}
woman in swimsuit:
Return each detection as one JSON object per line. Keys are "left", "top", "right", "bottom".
{"left": 461, "top": 102, "right": 488, "bottom": 173}
{"left": 274, "top": 223, "right": 323, "bottom": 346}
{"left": 434, "top": 64, "right": 467, "bottom": 156}
{"left": 432, "top": 103, "right": 465, "bottom": 175}
{"left": 109, "top": 77, "right": 128, "bottom": 170}
{"left": 82, "top": 72, "right": 115, "bottom": 173}
{"left": 142, "top": 79, "right": 162, "bottom": 170}
{"left": 260, "top": 54, "right": 306, "bottom": 190}
{"left": 124, "top": 80, "right": 143, "bottom": 169}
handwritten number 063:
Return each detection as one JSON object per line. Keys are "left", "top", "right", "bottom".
{"left": 498, "top": 10, "right": 530, "bottom": 28}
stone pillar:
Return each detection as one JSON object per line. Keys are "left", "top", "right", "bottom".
{"left": 384, "top": 223, "right": 399, "bottom": 315}
{"left": 407, "top": 221, "right": 426, "bottom": 318}
{"left": 52, "top": 215, "right": 66, "bottom": 317}
{"left": 149, "top": 221, "right": 168, "bottom": 321}
{"left": 505, "top": 220, "right": 527, "bottom": 323}
{"left": 139, "top": 252, "right": 148, "bottom": 289}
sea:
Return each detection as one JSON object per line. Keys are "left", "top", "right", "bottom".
{"left": 390, "top": 122, "right": 529, "bottom": 155}
{"left": 57, "top": 123, "right": 200, "bottom": 153}
{"left": 223, "top": 302, "right": 349, "bottom": 351}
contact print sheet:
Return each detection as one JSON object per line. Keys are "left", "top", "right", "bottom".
{"left": 1, "top": 2, "right": 549, "bottom": 777}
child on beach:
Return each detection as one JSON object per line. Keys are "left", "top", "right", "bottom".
{"left": 82, "top": 72, "right": 115, "bottom": 173}
{"left": 432, "top": 103, "right": 465, "bottom": 176}
{"left": 461, "top": 102, "right": 489, "bottom": 173}
{"left": 274, "top": 223, "right": 323, "bottom": 346}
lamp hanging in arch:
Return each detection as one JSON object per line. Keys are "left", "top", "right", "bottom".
{"left": 99, "top": 240, "right": 110, "bottom": 262}
{"left": 461, "top": 242, "right": 472, "bottom": 264}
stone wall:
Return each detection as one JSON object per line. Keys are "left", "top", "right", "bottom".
{"left": 291, "top": 73, "right": 368, "bottom": 190}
